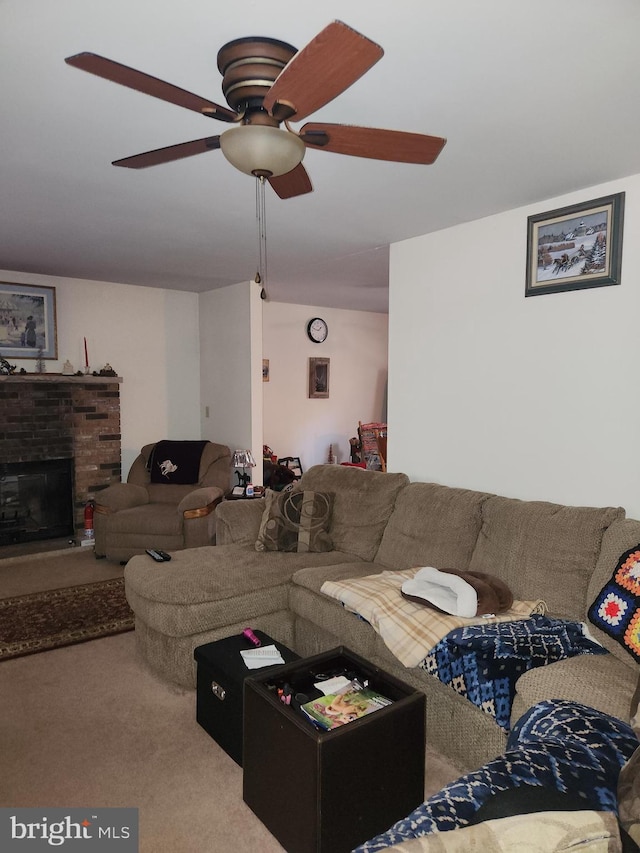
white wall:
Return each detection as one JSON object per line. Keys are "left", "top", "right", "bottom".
{"left": 262, "top": 301, "right": 388, "bottom": 469}
{"left": 0, "top": 269, "right": 201, "bottom": 477}
{"left": 199, "top": 281, "right": 264, "bottom": 485}
{"left": 199, "top": 282, "right": 250, "bottom": 449}
{"left": 388, "top": 174, "right": 640, "bottom": 517}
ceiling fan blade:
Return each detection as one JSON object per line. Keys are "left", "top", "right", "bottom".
{"left": 268, "top": 163, "right": 313, "bottom": 199}
{"left": 65, "top": 53, "right": 237, "bottom": 122}
{"left": 112, "top": 137, "right": 221, "bottom": 169}
{"left": 263, "top": 21, "right": 383, "bottom": 122}
{"left": 300, "top": 123, "right": 447, "bottom": 164}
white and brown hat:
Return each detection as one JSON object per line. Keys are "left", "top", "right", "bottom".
{"left": 401, "top": 566, "right": 513, "bottom": 618}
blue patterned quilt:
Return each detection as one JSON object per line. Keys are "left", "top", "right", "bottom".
{"left": 353, "top": 700, "right": 639, "bottom": 852}
{"left": 419, "top": 615, "right": 607, "bottom": 731}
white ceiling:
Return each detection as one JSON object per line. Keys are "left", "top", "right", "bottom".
{"left": 2, "top": 0, "right": 640, "bottom": 314}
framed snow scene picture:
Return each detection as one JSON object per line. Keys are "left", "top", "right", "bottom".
{"left": 525, "top": 192, "right": 625, "bottom": 297}
{"left": 0, "top": 282, "right": 57, "bottom": 359}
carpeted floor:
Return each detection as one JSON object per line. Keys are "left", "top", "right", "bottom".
{"left": 0, "top": 546, "right": 462, "bottom": 851}
{"left": 0, "top": 631, "right": 460, "bottom": 852}
{"left": 0, "top": 545, "right": 124, "bottom": 597}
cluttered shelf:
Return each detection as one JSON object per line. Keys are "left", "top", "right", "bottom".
{"left": 349, "top": 422, "right": 387, "bottom": 471}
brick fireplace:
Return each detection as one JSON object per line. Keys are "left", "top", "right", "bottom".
{"left": 0, "top": 374, "right": 122, "bottom": 540}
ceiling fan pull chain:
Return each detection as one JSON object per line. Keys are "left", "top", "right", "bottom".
{"left": 256, "top": 175, "right": 268, "bottom": 299}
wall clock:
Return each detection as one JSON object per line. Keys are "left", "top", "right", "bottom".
{"left": 306, "top": 317, "right": 328, "bottom": 343}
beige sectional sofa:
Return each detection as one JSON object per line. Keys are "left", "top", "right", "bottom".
{"left": 124, "top": 464, "right": 639, "bottom": 772}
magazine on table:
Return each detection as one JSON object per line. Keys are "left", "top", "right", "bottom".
{"left": 300, "top": 687, "right": 393, "bottom": 730}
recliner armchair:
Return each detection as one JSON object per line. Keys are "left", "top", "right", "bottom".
{"left": 94, "top": 440, "right": 232, "bottom": 562}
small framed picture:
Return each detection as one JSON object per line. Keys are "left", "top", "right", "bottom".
{"left": 308, "top": 357, "right": 330, "bottom": 399}
{"left": 525, "top": 193, "right": 625, "bottom": 297}
{"left": 0, "top": 282, "right": 58, "bottom": 358}
{"left": 262, "top": 359, "right": 270, "bottom": 382}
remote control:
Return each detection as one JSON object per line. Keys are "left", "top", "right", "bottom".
{"left": 146, "top": 548, "right": 171, "bottom": 562}
{"left": 156, "top": 550, "right": 171, "bottom": 561}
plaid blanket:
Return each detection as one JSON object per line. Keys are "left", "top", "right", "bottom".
{"left": 320, "top": 569, "right": 547, "bottom": 667}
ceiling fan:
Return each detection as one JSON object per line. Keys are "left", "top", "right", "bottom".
{"left": 65, "top": 20, "right": 446, "bottom": 199}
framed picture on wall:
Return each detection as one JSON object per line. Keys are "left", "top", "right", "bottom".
{"left": 0, "top": 282, "right": 58, "bottom": 358}
{"left": 525, "top": 192, "right": 625, "bottom": 297}
{"left": 308, "top": 357, "right": 330, "bottom": 399}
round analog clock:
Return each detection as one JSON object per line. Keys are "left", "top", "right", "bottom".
{"left": 306, "top": 317, "right": 328, "bottom": 343}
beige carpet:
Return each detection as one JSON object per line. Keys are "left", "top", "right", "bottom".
{"left": 0, "top": 550, "right": 461, "bottom": 852}
{"left": 0, "top": 545, "right": 124, "bottom": 597}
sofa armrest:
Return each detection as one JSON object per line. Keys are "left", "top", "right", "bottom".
{"left": 216, "top": 499, "right": 265, "bottom": 545}
{"left": 177, "top": 486, "right": 223, "bottom": 518}
{"left": 95, "top": 483, "right": 149, "bottom": 513}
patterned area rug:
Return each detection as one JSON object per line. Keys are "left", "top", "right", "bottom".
{"left": 0, "top": 577, "right": 134, "bottom": 661}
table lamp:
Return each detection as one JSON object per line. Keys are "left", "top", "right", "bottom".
{"left": 232, "top": 449, "right": 256, "bottom": 495}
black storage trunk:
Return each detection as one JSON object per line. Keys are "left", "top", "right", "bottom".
{"left": 243, "top": 646, "right": 426, "bottom": 853}
{"left": 194, "top": 631, "right": 299, "bottom": 766}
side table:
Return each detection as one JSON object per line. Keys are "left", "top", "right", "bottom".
{"left": 194, "top": 631, "right": 298, "bottom": 765}
{"left": 243, "top": 646, "right": 425, "bottom": 853}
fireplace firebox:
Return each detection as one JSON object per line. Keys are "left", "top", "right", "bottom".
{"left": 0, "top": 458, "right": 74, "bottom": 546}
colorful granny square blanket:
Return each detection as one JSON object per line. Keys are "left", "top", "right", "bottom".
{"left": 588, "top": 543, "right": 640, "bottom": 663}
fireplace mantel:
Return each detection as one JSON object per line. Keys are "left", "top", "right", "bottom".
{"left": 0, "top": 374, "right": 122, "bottom": 384}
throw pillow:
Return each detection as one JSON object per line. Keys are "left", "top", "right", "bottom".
{"left": 255, "top": 489, "right": 334, "bottom": 553}
{"left": 588, "top": 544, "right": 640, "bottom": 663}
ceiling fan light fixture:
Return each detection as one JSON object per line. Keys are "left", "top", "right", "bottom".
{"left": 219, "top": 125, "right": 305, "bottom": 177}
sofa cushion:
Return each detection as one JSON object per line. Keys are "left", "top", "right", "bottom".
{"left": 511, "top": 653, "right": 637, "bottom": 728}
{"left": 588, "top": 519, "right": 640, "bottom": 668}
{"left": 290, "top": 561, "right": 379, "bottom": 661}
{"left": 468, "top": 496, "right": 624, "bottom": 619}
{"left": 292, "top": 560, "right": 379, "bottom": 595}
{"left": 255, "top": 489, "right": 334, "bottom": 553}
{"left": 376, "top": 482, "right": 492, "bottom": 570}
{"left": 124, "top": 544, "right": 349, "bottom": 636}
{"left": 297, "top": 465, "right": 409, "bottom": 561}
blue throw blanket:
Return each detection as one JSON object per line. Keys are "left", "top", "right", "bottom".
{"left": 353, "top": 699, "right": 639, "bottom": 852}
{"left": 419, "top": 615, "right": 607, "bottom": 731}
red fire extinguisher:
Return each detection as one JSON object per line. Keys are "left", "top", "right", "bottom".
{"left": 84, "top": 500, "right": 95, "bottom": 539}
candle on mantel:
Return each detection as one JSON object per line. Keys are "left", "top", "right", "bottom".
{"left": 84, "top": 337, "right": 89, "bottom": 368}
